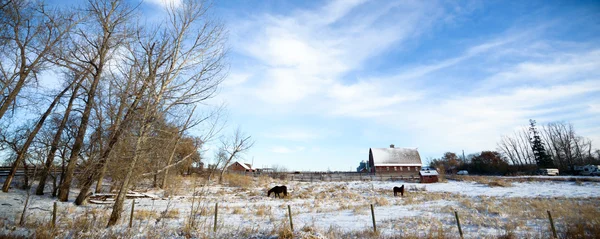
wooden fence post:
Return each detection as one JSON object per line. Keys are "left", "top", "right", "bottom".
{"left": 213, "top": 202, "right": 218, "bottom": 232}
{"left": 288, "top": 205, "right": 294, "bottom": 231}
{"left": 547, "top": 210, "right": 557, "bottom": 238}
{"left": 370, "top": 204, "right": 377, "bottom": 233}
{"left": 52, "top": 202, "right": 57, "bottom": 228}
{"left": 129, "top": 199, "right": 135, "bottom": 228}
{"left": 454, "top": 210, "right": 464, "bottom": 239}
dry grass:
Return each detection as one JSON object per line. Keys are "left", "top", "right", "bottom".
{"left": 372, "top": 196, "right": 390, "bottom": 206}
{"left": 163, "top": 208, "right": 180, "bottom": 218}
{"left": 562, "top": 220, "right": 600, "bottom": 239}
{"left": 224, "top": 173, "right": 255, "bottom": 188}
{"left": 134, "top": 209, "right": 159, "bottom": 220}
{"left": 164, "top": 175, "right": 198, "bottom": 196}
{"left": 255, "top": 205, "right": 272, "bottom": 217}
{"left": 3, "top": 176, "right": 600, "bottom": 239}
{"left": 231, "top": 207, "right": 244, "bottom": 214}
{"left": 257, "top": 175, "right": 272, "bottom": 187}
{"left": 488, "top": 179, "right": 512, "bottom": 187}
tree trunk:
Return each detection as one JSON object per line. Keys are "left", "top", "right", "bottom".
{"left": 95, "top": 161, "right": 108, "bottom": 193}
{"left": 58, "top": 71, "right": 102, "bottom": 201}
{"left": 0, "top": 73, "right": 27, "bottom": 120}
{"left": 36, "top": 79, "right": 82, "bottom": 195}
{"left": 107, "top": 112, "right": 150, "bottom": 227}
{"left": 2, "top": 82, "right": 73, "bottom": 192}
{"left": 75, "top": 78, "right": 149, "bottom": 200}
{"left": 74, "top": 176, "right": 94, "bottom": 205}
{"left": 161, "top": 106, "right": 195, "bottom": 188}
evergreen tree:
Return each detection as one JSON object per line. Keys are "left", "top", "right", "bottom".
{"left": 529, "top": 119, "right": 554, "bottom": 168}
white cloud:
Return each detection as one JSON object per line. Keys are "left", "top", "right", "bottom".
{"left": 145, "top": 0, "right": 181, "bottom": 8}
{"left": 224, "top": 0, "right": 439, "bottom": 107}
{"left": 217, "top": 1, "right": 600, "bottom": 164}
{"left": 223, "top": 73, "right": 251, "bottom": 87}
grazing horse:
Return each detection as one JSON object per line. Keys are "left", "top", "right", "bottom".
{"left": 393, "top": 185, "right": 405, "bottom": 197}
{"left": 267, "top": 185, "right": 288, "bottom": 198}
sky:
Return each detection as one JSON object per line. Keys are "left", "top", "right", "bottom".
{"left": 31, "top": 0, "right": 600, "bottom": 171}
{"left": 200, "top": 0, "right": 600, "bottom": 171}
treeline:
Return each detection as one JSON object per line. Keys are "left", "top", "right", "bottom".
{"left": 498, "top": 121, "right": 598, "bottom": 173}
{"left": 0, "top": 0, "right": 231, "bottom": 226}
{"left": 430, "top": 121, "right": 600, "bottom": 175}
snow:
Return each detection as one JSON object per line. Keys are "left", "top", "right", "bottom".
{"left": 1, "top": 177, "right": 599, "bottom": 238}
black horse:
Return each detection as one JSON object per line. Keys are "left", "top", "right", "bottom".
{"left": 393, "top": 185, "right": 404, "bottom": 197}
{"left": 267, "top": 185, "right": 288, "bottom": 198}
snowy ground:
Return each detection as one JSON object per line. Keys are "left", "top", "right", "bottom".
{"left": 1, "top": 176, "right": 599, "bottom": 238}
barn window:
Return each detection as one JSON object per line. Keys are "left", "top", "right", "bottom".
{"left": 387, "top": 167, "right": 390, "bottom": 171}
{"left": 400, "top": 167, "right": 403, "bottom": 171}
{"left": 394, "top": 167, "right": 397, "bottom": 171}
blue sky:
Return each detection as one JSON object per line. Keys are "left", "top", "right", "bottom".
{"left": 38, "top": 0, "right": 600, "bottom": 171}
{"left": 199, "top": 0, "right": 600, "bottom": 171}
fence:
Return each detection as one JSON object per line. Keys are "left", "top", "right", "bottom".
{"left": 229, "top": 171, "right": 420, "bottom": 182}
{"left": 35, "top": 201, "right": 561, "bottom": 239}
{"left": 0, "top": 166, "right": 39, "bottom": 177}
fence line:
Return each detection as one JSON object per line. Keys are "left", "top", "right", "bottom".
{"left": 44, "top": 200, "right": 564, "bottom": 239}
{"left": 228, "top": 171, "right": 420, "bottom": 182}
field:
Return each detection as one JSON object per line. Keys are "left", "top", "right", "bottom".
{"left": 1, "top": 175, "right": 599, "bottom": 238}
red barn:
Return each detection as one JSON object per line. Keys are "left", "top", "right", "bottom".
{"left": 227, "top": 161, "right": 256, "bottom": 173}
{"left": 367, "top": 144, "right": 422, "bottom": 176}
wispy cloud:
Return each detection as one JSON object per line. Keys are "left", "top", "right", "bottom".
{"left": 224, "top": 0, "right": 443, "bottom": 107}
{"left": 214, "top": 0, "right": 600, "bottom": 169}
{"left": 144, "top": 0, "right": 181, "bottom": 8}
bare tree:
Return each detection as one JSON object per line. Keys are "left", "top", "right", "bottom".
{"left": 2, "top": 78, "right": 78, "bottom": 192}
{"left": 106, "top": 0, "right": 226, "bottom": 226}
{"left": 0, "top": 0, "right": 77, "bottom": 121}
{"left": 497, "top": 127, "right": 534, "bottom": 168}
{"left": 57, "top": 0, "right": 134, "bottom": 202}
{"left": 217, "top": 127, "right": 254, "bottom": 184}
{"left": 160, "top": 106, "right": 196, "bottom": 188}
{"left": 35, "top": 71, "right": 86, "bottom": 195}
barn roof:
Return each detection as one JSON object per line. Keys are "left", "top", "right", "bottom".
{"left": 370, "top": 147, "right": 422, "bottom": 166}
{"left": 234, "top": 161, "right": 253, "bottom": 170}
{"left": 419, "top": 169, "right": 439, "bottom": 176}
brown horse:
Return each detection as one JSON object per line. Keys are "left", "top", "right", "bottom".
{"left": 267, "top": 185, "right": 288, "bottom": 198}
{"left": 393, "top": 185, "right": 404, "bottom": 197}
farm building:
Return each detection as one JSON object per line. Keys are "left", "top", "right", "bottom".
{"left": 419, "top": 167, "right": 439, "bottom": 183}
{"left": 367, "top": 144, "right": 422, "bottom": 176}
{"left": 227, "top": 161, "right": 256, "bottom": 173}
{"left": 356, "top": 160, "right": 368, "bottom": 172}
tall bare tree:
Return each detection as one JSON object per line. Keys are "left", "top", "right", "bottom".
{"left": 0, "top": 0, "right": 77, "bottom": 121}
{"left": 106, "top": 0, "right": 226, "bottom": 226}
{"left": 2, "top": 79, "right": 77, "bottom": 192}
{"left": 57, "top": 0, "right": 134, "bottom": 202}
{"left": 35, "top": 71, "right": 86, "bottom": 195}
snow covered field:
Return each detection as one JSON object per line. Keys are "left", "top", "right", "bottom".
{"left": 1, "top": 175, "right": 599, "bottom": 238}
